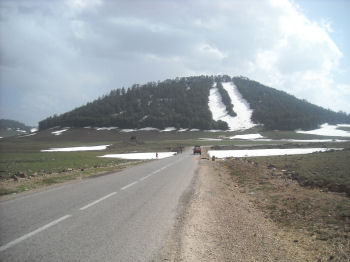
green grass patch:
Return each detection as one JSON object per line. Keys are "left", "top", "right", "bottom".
{"left": 0, "top": 151, "right": 128, "bottom": 180}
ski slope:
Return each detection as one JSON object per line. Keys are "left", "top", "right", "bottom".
{"left": 208, "top": 82, "right": 256, "bottom": 131}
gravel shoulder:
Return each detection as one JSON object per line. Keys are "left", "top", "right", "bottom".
{"left": 157, "top": 158, "right": 317, "bottom": 261}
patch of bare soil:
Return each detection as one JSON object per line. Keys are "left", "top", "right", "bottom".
{"left": 158, "top": 159, "right": 325, "bottom": 261}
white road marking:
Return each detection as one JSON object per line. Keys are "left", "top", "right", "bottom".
{"left": 139, "top": 161, "right": 178, "bottom": 181}
{"left": 0, "top": 214, "right": 72, "bottom": 252}
{"left": 121, "top": 181, "right": 138, "bottom": 190}
{"left": 145, "top": 162, "right": 177, "bottom": 178}
{"left": 79, "top": 192, "right": 117, "bottom": 211}
{"left": 139, "top": 174, "right": 153, "bottom": 181}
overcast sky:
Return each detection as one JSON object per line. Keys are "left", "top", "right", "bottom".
{"left": 1, "top": 0, "right": 349, "bottom": 126}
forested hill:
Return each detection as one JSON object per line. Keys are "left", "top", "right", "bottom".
{"left": 233, "top": 77, "right": 350, "bottom": 130}
{"left": 39, "top": 76, "right": 229, "bottom": 131}
{"left": 0, "top": 119, "right": 32, "bottom": 137}
{"left": 0, "top": 119, "right": 32, "bottom": 132}
{"left": 39, "top": 75, "right": 350, "bottom": 131}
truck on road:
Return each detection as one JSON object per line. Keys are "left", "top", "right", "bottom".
{"left": 193, "top": 145, "right": 201, "bottom": 155}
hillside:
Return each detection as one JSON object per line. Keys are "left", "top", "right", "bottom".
{"left": 39, "top": 76, "right": 228, "bottom": 131}
{"left": 0, "top": 119, "right": 33, "bottom": 138}
{"left": 39, "top": 76, "right": 350, "bottom": 131}
{"left": 233, "top": 77, "right": 350, "bottom": 130}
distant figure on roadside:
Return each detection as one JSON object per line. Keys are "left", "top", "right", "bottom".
{"left": 156, "top": 152, "right": 158, "bottom": 158}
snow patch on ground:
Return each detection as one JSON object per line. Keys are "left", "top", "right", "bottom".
{"left": 338, "top": 124, "right": 350, "bottom": 127}
{"left": 161, "top": 127, "right": 176, "bottom": 132}
{"left": 208, "top": 148, "right": 341, "bottom": 158}
{"left": 120, "top": 129, "right": 137, "bottom": 132}
{"left": 198, "top": 138, "right": 222, "bottom": 141}
{"left": 297, "top": 123, "right": 350, "bottom": 137}
{"left": 51, "top": 128, "right": 69, "bottom": 136}
{"left": 99, "top": 152, "right": 177, "bottom": 160}
{"left": 177, "top": 128, "right": 188, "bottom": 132}
{"left": 228, "top": 133, "right": 346, "bottom": 142}
{"left": 190, "top": 129, "right": 200, "bottom": 132}
{"left": 208, "top": 82, "right": 256, "bottom": 131}
{"left": 95, "top": 127, "right": 118, "bottom": 131}
{"left": 41, "top": 145, "right": 110, "bottom": 152}
{"left": 30, "top": 128, "right": 38, "bottom": 133}
{"left": 139, "top": 127, "right": 159, "bottom": 131}
{"left": 230, "top": 134, "right": 264, "bottom": 140}
{"left": 206, "top": 130, "right": 222, "bottom": 133}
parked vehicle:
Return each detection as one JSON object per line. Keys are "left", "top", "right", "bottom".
{"left": 193, "top": 145, "right": 201, "bottom": 155}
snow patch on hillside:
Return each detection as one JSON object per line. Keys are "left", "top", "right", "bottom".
{"left": 208, "top": 82, "right": 256, "bottom": 131}
{"left": 139, "top": 115, "right": 149, "bottom": 122}
{"left": 161, "top": 127, "right": 176, "bottom": 132}
{"left": 139, "top": 127, "right": 159, "bottom": 131}
{"left": 297, "top": 123, "right": 350, "bottom": 137}
{"left": 51, "top": 128, "right": 69, "bottom": 136}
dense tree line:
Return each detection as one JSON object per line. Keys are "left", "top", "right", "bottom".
{"left": 232, "top": 77, "right": 350, "bottom": 130}
{"left": 39, "top": 76, "right": 229, "bottom": 130}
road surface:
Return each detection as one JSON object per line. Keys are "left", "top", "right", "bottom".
{"left": 0, "top": 151, "right": 198, "bottom": 261}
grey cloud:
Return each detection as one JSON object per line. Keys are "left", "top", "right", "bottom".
{"left": 0, "top": 0, "right": 348, "bottom": 125}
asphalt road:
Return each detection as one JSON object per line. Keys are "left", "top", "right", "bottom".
{"left": 0, "top": 151, "right": 199, "bottom": 261}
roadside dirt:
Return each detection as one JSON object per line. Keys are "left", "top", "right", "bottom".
{"left": 157, "top": 158, "right": 320, "bottom": 261}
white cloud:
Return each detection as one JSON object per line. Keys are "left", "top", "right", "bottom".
{"left": 67, "top": 0, "right": 102, "bottom": 11}
{"left": 0, "top": 0, "right": 349, "bottom": 125}
{"left": 242, "top": 0, "right": 345, "bottom": 112}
